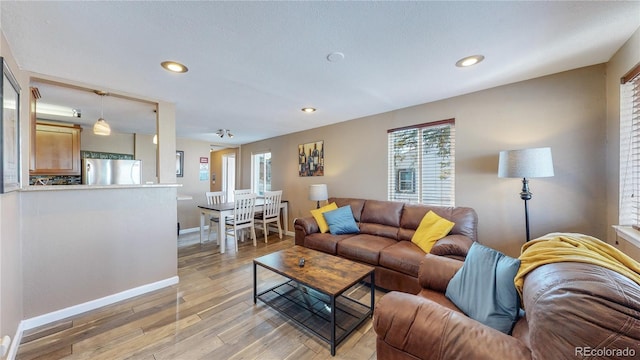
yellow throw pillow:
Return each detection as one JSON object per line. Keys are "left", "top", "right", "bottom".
{"left": 411, "top": 210, "right": 455, "bottom": 253}
{"left": 310, "top": 202, "right": 338, "bottom": 233}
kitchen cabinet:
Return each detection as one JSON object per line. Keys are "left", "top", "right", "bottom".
{"left": 30, "top": 123, "right": 82, "bottom": 175}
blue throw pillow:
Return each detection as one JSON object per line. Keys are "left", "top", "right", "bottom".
{"left": 322, "top": 205, "right": 360, "bottom": 235}
{"left": 445, "top": 242, "right": 521, "bottom": 334}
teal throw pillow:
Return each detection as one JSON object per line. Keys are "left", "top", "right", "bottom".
{"left": 322, "top": 205, "right": 360, "bottom": 235}
{"left": 445, "top": 242, "right": 521, "bottom": 334}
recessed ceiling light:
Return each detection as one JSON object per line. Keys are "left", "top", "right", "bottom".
{"left": 455, "top": 55, "right": 485, "bottom": 68}
{"left": 327, "top": 52, "right": 345, "bottom": 62}
{"left": 161, "top": 61, "right": 188, "bottom": 73}
{"left": 301, "top": 107, "right": 316, "bottom": 113}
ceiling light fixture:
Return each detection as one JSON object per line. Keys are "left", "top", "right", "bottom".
{"left": 36, "top": 103, "right": 77, "bottom": 118}
{"left": 301, "top": 107, "right": 316, "bottom": 113}
{"left": 161, "top": 61, "right": 188, "bottom": 73}
{"left": 93, "top": 90, "right": 111, "bottom": 136}
{"left": 216, "top": 129, "right": 234, "bottom": 138}
{"left": 455, "top": 55, "right": 485, "bottom": 68}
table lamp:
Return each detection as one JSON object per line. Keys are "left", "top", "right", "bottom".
{"left": 309, "top": 184, "right": 328, "bottom": 209}
{"left": 498, "top": 147, "right": 554, "bottom": 242}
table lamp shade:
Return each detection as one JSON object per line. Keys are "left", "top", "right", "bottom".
{"left": 309, "top": 184, "right": 328, "bottom": 201}
{"left": 498, "top": 147, "right": 554, "bottom": 179}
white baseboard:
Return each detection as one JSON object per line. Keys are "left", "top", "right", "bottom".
{"left": 180, "top": 226, "right": 294, "bottom": 237}
{"left": 20, "top": 276, "right": 179, "bottom": 332}
{"left": 179, "top": 226, "right": 203, "bottom": 235}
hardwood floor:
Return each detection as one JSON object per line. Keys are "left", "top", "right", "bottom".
{"left": 16, "top": 233, "right": 384, "bottom": 360}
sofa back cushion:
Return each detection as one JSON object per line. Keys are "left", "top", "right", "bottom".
{"left": 329, "top": 197, "right": 366, "bottom": 222}
{"left": 399, "top": 204, "right": 478, "bottom": 242}
{"left": 359, "top": 199, "right": 404, "bottom": 240}
{"left": 524, "top": 262, "right": 640, "bottom": 358}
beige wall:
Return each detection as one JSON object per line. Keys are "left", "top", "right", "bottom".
{"left": 176, "top": 138, "right": 216, "bottom": 230}
{"left": 242, "top": 64, "right": 610, "bottom": 257}
{"left": 21, "top": 187, "right": 178, "bottom": 318}
{"left": 134, "top": 133, "right": 159, "bottom": 184}
{"left": 606, "top": 27, "right": 640, "bottom": 259}
{"left": 0, "top": 30, "right": 24, "bottom": 346}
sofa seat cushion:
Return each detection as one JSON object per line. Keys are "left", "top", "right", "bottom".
{"left": 337, "top": 234, "right": 397, "bottom": 265}
{"left": 303, "top": 233, "right": 356, "bottom": 255}
{"left": 379, "top": 241, "right": 425, "bottom": 277}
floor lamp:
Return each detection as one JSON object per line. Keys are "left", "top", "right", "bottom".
{"left": 498, "top": 147, "right": 554, "bottom": 242}
{"left": 309, "top": 184, "right": 328, "bottom": 209}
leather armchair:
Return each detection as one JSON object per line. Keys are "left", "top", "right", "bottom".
{"left": 374, "top": 254, "right": 640, "bottom": 360}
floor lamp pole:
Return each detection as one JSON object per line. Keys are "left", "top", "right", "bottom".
{"left": 520, "top": 177, "right": 532, "bottom": 242}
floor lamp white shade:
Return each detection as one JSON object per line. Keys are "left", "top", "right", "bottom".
{"left": 498, "top": 147, "right": 554, "bottom": 179}
{"left": 498, "top": 147, "right": 554, "bottom": 242}
{"left": 309, "top": 184, "right": 328, "bottom": 209}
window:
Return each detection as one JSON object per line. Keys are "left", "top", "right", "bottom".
{"left": 388, "top": 119, "right": 455, "bottom": 206}
{"left": 252, "top": 151, "right": 271, "bottom": 196}
{"left": 620, "top": 64, "right": 640, "bottom": 228}
{"left": 397, "top": 168, "right": 415, "bottom": 193}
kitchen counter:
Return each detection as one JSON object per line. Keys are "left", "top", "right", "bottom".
{"left": 21, "top": 183, "right": 182, "bottom": 192}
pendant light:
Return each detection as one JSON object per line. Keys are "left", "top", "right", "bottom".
{"left": 93, "top": 90, "right": 111, "bottom": 136}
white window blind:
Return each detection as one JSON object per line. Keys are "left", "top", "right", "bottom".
{"left": 388, "top": 119, "right": 455, "bottom": 206}
{"left": 620, "top": 66, "right": 640, "bottom": 228}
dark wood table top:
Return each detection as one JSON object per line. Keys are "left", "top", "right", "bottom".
{"left": 254, "top": 246, "right": 374, "bottom": 296}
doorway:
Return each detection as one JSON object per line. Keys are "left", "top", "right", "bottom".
{"left": 222, "top": 153, "right": 236, "bottom": 202}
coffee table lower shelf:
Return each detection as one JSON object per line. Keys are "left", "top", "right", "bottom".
{"left": 255, "top": 280, "right": 373, "bottom": 356}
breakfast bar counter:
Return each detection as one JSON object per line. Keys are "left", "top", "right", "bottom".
{"left": 21, "top": 183, "right": 182, "bottom": 192}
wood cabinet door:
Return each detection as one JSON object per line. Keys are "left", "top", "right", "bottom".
{"left": 31, "top": 123, "right": 81, "bottom": 175}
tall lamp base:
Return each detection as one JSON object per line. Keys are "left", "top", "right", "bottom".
{"left": 520, "top": 177, "right": 532, "bottom": 242}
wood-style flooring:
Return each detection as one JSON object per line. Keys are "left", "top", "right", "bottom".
{"left": 16, "top": 232, "right": 385, "bottom": 360}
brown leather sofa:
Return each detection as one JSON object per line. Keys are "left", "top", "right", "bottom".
{"left": 373, "top": 254, "right": 640, "bottom": 360}
{"left": 294, "top": 197, "right": 478, "bottom": 294}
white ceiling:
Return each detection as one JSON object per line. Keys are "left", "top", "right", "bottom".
{"left": 1, "top": 1, "right": 639, "bottom": 146}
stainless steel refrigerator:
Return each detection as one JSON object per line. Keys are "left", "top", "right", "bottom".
{"left": 82, "top": 159, "right": 142, "bottom": 185}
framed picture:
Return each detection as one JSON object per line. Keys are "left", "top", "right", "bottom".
{"left": 298, "top": 140, "right": 324, "bottom": 177}
{"left": 1, "top": 57, "right": 21, "bottom": 193}
{"left": 176, "top": 150, "right": 184, "bottom": 177}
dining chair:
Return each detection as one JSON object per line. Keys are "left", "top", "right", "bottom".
{"left": 254, "top": 190, "right": 283, "bottom": 243}
{"left": 225, "top": 192, "right": 257, "bottom": 252}
{"left": 205, "top": 191, "right": 225, "bottom": 244}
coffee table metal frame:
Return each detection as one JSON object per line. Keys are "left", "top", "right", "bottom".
{"left": 253, "top": 247, "right": 375, "bottom": 356}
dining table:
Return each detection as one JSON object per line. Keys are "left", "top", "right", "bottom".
{"left": 198, "top": 198, "right": 289, "bottom": 253}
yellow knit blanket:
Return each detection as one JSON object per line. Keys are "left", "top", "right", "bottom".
{"left": 514, "top": 232, "right": 640, "bottom": 299}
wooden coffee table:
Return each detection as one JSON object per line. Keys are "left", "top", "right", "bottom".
{"left": 253, "top": 246, "right": 375, "bottom": 356}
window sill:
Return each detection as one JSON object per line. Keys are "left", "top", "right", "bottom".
{"left": 612, "top": 225, "right": 640, "bottom": 248}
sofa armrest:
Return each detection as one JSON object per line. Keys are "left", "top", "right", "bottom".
{"left": 293, "top": 216, "right": 319, "bottom": 246}
{"left": 374, "top": 292, "right": 530, "bottom": 360}
{"left": 418, "top": 254, "right": 463, "bottom": 292}
{"left": 430, "top": 234, "right": 474, "bottom": 258}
